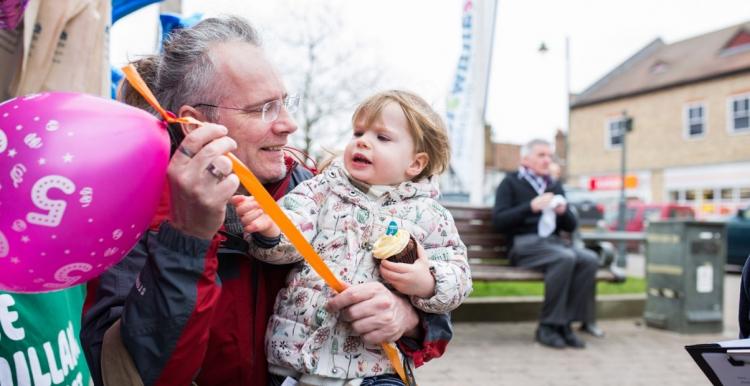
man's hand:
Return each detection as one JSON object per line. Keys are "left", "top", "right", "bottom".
{"left": 168, "top": 123, "right": 240, "bottom": 240}
{"left": 554, "top": 202, "right": 567, "bottom": 215}
{"left": 379, "top": 243, "right": 435, "bottom": 298}
{"left": 326, "top": 282, "right": 421, "bottom": 344}
{"left": 530, "top": 192, "right": 554, "bottom": 213}
{"left": 230, "top": 195, "right": 281, "bottom": 238}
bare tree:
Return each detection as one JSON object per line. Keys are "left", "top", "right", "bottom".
{"left": 265, "top": 1, "right": 383, "bottom": 160}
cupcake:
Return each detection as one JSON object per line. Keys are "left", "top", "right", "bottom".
{"left": 373, "top": 221, "right": 418, "bottom": 264}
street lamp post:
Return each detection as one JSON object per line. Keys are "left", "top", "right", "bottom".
{"left": 616, "top": 110, "right": 633, "bottom": 269}
{"left": 538, "top": 37, "right": 572, "bottom": 181}
{"left": 563, "top": 36, "right": 571, "bottom": 182}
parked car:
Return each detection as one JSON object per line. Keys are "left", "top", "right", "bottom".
{"left": 727, "top": 206, "right": 750, "bottom": 269}
{"left": 606, "top": 202, "right": 695, "bottom": 252}
{"left": 563, "top": 186, "right": 605, "bottom": 229}
{"left": 609, "top": 202, "right": 695, "bottom": 232}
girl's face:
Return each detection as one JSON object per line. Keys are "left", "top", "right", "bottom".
{"left": 344, "top": 102, "right": 427, "bottom": 186}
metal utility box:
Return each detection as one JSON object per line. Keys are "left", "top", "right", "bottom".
{"left": 644, "top": 221, "right": 726, "bottom": 334}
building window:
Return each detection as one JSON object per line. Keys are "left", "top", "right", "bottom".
{"left": 668, "top": 190, "right": 680, "bottom": 202}
{"left": 720, "top": 188, "right": 735, "bottom": 201}
{"left": 730, "top": 94, "right": 750, "bottom": 132}
{"left": 702, "top": 189, "right": 715, "bottom": 201}
{"left": 741, "top": 187, "right": 750, "bottom": 200}
{"left": 722, "top": 30, "right": 750, "bottom": 56}
{"left": 685, "top": 190, "right": 697, "bottom": 201}
{"left": 684, "top": 103, "right": 705, "bottom": 138}
{"left": 606, "top": 118, "right": 628, "bottom": 148}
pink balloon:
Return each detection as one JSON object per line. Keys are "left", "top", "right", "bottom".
{"left": 0, "top": 92, "right": 170, "bottom": 293}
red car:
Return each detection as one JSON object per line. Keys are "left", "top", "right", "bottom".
{"left": 607, "top": 202, "right": 695, "bottom": 252}
{"left": 610, "top": 202, "right": 695, "bottom": 232}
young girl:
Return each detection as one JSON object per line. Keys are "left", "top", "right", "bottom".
{"left": 233, "top": 90, "right": 472, "bottom": 385}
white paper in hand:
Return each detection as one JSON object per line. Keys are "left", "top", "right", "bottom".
{"left": 539, "top": 195, "right": 567, "bottom": 237}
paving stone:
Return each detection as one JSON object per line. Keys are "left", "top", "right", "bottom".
{"left": 414, "top": 271, "right": 743, "bottom": 385}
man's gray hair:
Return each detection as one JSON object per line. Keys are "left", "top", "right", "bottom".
{"left": 156, "top": 15, "right": 261, "bottom": 122}
{"left": 520, "top": 138, "right": 552, "bottom": 158}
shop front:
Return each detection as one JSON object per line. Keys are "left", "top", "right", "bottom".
{"left": 664, "top": 161, "right": 750, "bottom": 219}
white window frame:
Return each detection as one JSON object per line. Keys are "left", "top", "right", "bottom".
{"left": 727, "top": 93, "right": 750, "bottom": 134}
{"left": 604, "top": 117, "right": 626, "bottom": 149}
{"left": 683, "top": 102, "right": 706, "bottom": 139}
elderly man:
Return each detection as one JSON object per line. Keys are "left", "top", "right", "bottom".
{"left": 492, "top": 139, "right": 600, "bottom": 349}
{"left": 82, "top": 16, "right": 450, "bottom": 386}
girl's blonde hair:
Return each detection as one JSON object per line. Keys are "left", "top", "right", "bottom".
{"left": 351, "top": 90, "right": 450, "bottom": 181}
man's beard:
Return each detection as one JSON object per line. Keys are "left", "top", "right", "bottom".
{"left": 272, "top": 163, "right": 288, "bottom": 182}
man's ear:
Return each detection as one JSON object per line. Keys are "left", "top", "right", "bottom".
{"left": 406, "top": 152, "right": 429, "bottom": 179}
{"left": 177, "top": 105, "right": 207, "bottom": 136}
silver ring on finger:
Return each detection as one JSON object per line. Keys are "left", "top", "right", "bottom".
{"left": 177, "top": 144, "right": 195, "bottom": 158}
{"left": 206, "top": 163, "right": 227, "bottom": 182}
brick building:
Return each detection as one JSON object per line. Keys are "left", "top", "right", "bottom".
{"left": 568, "top": 21, "right": 750, "bottom": 218}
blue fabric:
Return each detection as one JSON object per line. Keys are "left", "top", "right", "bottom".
{"left": 361, "top": 374, "right": 406, "bottom": 386}
{"left": 110, "top": 67, "right": 123, "bottom": 99}
{"left": 517, "top": 166, "right": 550, "bottom": 194}
{"left": 252, "top": 232, "right": 282, "bottom": 249}
{"left": 159, "top": 12, "right": 203, "bottom": 43}
{"left": 112, "top": 0, "right": 163, "bottom": 23}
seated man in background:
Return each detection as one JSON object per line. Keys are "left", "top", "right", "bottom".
{"left": 492, "top": 139, "right": 601, "bottom": 349}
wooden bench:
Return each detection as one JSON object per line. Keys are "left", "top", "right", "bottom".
{"left": 445, "top": 204, "right": 626, "bottom": 283}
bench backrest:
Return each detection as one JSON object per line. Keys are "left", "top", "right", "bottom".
{"left": 445, "top": 204, "right": 623, "bottom": 282}
{"left": 446, "top": 204, "right": 509, "bottom": 266}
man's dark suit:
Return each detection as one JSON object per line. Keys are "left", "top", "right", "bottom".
{"left": 492, "top": 170, "right": 599, "bottom": 341}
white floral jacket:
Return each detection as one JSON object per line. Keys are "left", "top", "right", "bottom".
{"left": 247, "top": 160, "right": 472, "bottom": 379}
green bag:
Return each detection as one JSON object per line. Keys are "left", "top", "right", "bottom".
{"left": 0, "top": 285, "right": 91, "bottom": 386}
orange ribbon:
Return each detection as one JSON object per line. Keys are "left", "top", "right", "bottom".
{"left": 121, "top": 65, "right": 409, "bottom": 384}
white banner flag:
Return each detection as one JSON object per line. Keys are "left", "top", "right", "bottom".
{"left": 444, "top": 0, "right": 497, "bottom": 204}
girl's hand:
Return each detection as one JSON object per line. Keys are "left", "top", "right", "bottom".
{"left": 230, "top": 195, "right": 280, "bottom": 238}
{"left": 379, "top": 242, "right": 435, "bottom": 298}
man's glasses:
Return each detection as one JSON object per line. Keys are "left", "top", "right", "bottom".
{"left": 195, "top": 94, "right": 300, "bottom": 123}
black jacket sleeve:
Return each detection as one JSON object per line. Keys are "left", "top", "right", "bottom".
{"left": 492, "top": 177, "right": 533, "bottom": 232}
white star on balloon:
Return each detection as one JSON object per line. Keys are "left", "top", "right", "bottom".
{"left": 20, "top": 236, "right": 29, "bottom": 243}
{"left": 7, "top": 148, "right": 16, "bottom": 157}
{"left": 38, "top": 158, "right": 46, "bottom": 165}
{"left": 63, "top": 153, "right": 73, "bottom": 163}
{"left": 9, "top": 257, "right": 19, "bottom": 264}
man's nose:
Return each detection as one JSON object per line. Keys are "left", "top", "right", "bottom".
{"left": 272, "top": 108, "right": 297, "bottom": 135}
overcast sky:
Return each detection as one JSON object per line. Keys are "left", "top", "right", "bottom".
{"left": 111, "top": 0, "right": 750, "bottom": 145}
